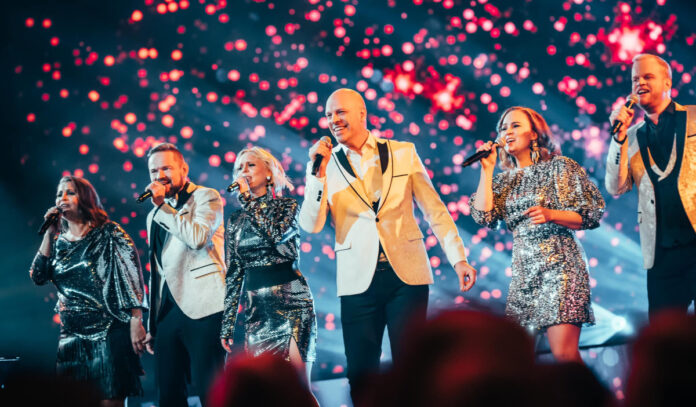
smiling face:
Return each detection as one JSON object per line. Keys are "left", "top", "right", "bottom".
{"left": 235, "top": 151, "right": 273, "bottom": 197}
{"left": 632, "top": 56, "right": 672, "bottom": 114}
{"left": 498, "top": 109, "right": 537, "bottom": 160}
{"left": 148, "top": 151, "right": 189, "bottom": 198}
{"left": 56, "top": 180, "right": 80, "bottom": 220}
{"left": 325, "top": 89, "right": 368, "bottom": 151}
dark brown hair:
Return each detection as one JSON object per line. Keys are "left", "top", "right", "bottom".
{"left": 496, "top": 106, "right": 560, "bottom": 170}
{"left": 147, "top": 142, "right": 184, "bottom": 163}
{"left": 59, "top": 176, "right": 109, "bottom": 227}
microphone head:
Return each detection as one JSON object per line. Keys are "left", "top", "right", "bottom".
{"left": 226, "top": 181, "right": 239, "bottom": 192}
{"left": 320, "top": 135, "right": 332, "bottom": 145}
{"left": 627, "top": 94, "right": 639, "bottom": 105}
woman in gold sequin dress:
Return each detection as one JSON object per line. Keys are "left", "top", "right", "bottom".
{"left": 471, "top": 107, "right": 605, "bottom": 363}
{"left": 220, "top": 147, "right": 317, "bottom": 385}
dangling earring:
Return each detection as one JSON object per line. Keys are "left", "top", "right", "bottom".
{"left": 266, "top": 175, "right": 275, "bottom": 198}
{"left": 530, "top": 139, "right": 540, "bottom": 164}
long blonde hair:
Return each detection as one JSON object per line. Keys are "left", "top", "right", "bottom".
{"left": 234, "top": 147, "right": 293, "bottom": 196}
{"left": 495, "top": 106, "right": 560, "bottom": 170}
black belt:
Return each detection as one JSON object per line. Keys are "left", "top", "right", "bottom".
{"left": 245, "top": 261, "right": 299, "bottom": 291}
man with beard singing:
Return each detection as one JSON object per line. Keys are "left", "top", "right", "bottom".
{"left": 142, "top": 143, "right": 226, "bottom": 406}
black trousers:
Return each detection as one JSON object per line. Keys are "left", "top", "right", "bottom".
{"left": 154, "top": 293, "right": 225, "bottom": 407}
{"left": 340, "top": 262, "right": 429, "bottom": 401}
{"left": 647, "top": 242, "right": 696, "bottom": 319}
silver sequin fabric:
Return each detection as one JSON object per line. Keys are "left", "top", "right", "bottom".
{"left": 221, "top": 193, "right": 317, "bottom": 362}
{"left": 29, "top": 221, "right": 146, "bottom": 340}
{"left": 471, "top": 156, "right": 605, "bottom": 332}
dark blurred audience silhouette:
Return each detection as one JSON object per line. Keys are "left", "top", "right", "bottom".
{"left": 626, "top": 311, "right": 696, "bottom": 407}
{"left": 208, "top": 352, "right": 317, "bottom": 407}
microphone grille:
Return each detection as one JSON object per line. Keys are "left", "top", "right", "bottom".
{"left": 628, "top": 94, "right": 639, "bottom": 104}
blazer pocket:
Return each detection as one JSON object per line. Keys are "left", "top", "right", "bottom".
{"left": 393, "top": 174, "right": 409, "bottom": 178}
{"left": 190, "top": 262, "right": 221, "bottom": 278}
{"left": 334, "top": 241, "right": 352, "bottom": 253}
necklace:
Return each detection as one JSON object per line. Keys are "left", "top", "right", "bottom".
{"left": 646, "top": 131, "right": 678, "bottom": 182}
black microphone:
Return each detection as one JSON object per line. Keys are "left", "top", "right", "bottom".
{"left": 226, "top": 181, "right": 240, "bottom": 192}
{"left": 611, "top": 94, "right": 638, "bottom": 135}
{"left": 311, "top": 136, "right": 332, "bottom": 176}
{"left": 136, "top": 190, "right": 152, "bottom": 203}
{"left": 38, "top": 210, "right": 61, "bottom": 235}
{"left": 461, "top": 142, "right": 500, "bottom": 168}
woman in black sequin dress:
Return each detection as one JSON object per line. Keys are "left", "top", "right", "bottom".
{"left": 220, "top": 147, "right": 317, "bottom": 385}
{"left": 471, "top": 107, "right": 605, "bottom": 363}
{"left": 30, "top": 176, "right": 146, "bottom": 405}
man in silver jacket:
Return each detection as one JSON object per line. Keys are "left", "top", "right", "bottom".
{"left": 605, "top": 53, "right": 696, "bottom": 318}
{"left": 143, "top": 143, "right": 226, "bottom": 407}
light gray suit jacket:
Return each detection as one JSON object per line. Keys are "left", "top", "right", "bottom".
{"left": 146, "top": 181, "right": 226, "bottom": 324}
{"left": 299, "top": 137, "right": 468, "bottom": 296}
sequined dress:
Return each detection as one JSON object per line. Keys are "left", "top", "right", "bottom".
{"left": 221, "top": 193, "right": 317, "bottom": 362}
{"left": 471, "top": 156, "right": 605, "bottom": 331}
{"left": 29, "top": 221, "right": 146, "bottom": 398}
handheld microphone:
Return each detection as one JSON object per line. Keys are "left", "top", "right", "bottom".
{"left": 311, "top": 136, "right": 332, "bottom": 176}
{"left": 611, "top": 94, "right": 638, "bottom": 135}
{"left": 38, "top": 210, "right": 61, "bottom": 235}
{"left": 136, "top": 190, "right": 152, "bottom": 203}
{"left": 226, "top": 181, "right": 240, "bottom": 193}
{"left": 461, "top": 142, "right": 500, "bottom": 168}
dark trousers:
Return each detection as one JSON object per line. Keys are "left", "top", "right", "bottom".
{"left": 154, "top": 295, "right": 225, "bottom": 407}
{"left": 340, "top": 262, "right": 429, "bottom": 402}
{"left": 647, "top": 242, "right": 696, "bottom": 319}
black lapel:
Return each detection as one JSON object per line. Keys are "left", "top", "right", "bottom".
{"left": 334, "top": 148, "right": 356, "bottom": 178}
{"left": 148, "top": 217, "right": 160, "bottom": 334}
{"left": 377, "top": 140, "right": 389, "bottom": 173}
{"left": 676, "top": 109, "right": 687, "bottom": 170}
{"left": 376, "top": 140, "right": 394, "bottom": 214}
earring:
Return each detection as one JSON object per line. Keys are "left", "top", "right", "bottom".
{"left": 531, "top": 139, "right": 540, "bottom": 164}
{"left": 265, "top": 175, "right": 275, "bottom": 198}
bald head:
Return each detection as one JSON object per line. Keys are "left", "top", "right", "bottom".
{"left": 325, "top": 88, "right": 369, "bottom": 151}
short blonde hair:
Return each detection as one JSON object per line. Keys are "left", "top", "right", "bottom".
{"left": 495, "top": 106, "right": 560, "bottom": 170}
{"left": 234, "top": 147, "right": 293, "bottom": 196}
{"left": 632, "top": 53, "right": 672, "bottom": 80}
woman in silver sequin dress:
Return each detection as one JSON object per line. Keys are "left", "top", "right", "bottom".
{"left": 220, "top": 147, "right": 318, "bottom": 385}
{"left": 471, "top": 107, "right": 605, "bottom": 363}
{"left": 30, "top": 176, "right": 147, "bottom": 406}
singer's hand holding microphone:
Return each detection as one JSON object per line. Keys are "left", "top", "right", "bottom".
{"left": 609, "top": 94, "right": 638, "bottom": 143}
{"left": 474, "top": 141, "right": 499, "bottom": 172}
{"left": 309, "top": 136, "right": 333, "bottom": 177}
{"left": 226, "top": 177, "right": 249, "bottom": 195}
{"left": 38, "top": 207, "right": 62, "bottom": 235}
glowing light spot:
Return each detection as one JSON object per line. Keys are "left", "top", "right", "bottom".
{"left": 162, "top": 115, "right": 174, "bottom": 127}
{"left": 209, "top": 155, "right": 221, "bottom": 167}
{"left": 79, "top": 144, "right": 89, "bottom": 154}
{"left": 125, "top": 113, "right": 136, "bottom": 124}
{"left": 402, "top": 42, "right": 414, "bottom": 54}
{"left": 171, "top": 50, "right": 182, "bottom": 61}
{"left": 132, "top": 10, "right": 143, "bottom": 21}
{"left": 88, "top": 91, "right": 100, "bottom": 102}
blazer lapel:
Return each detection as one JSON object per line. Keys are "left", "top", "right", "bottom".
{"left": 377, "top": 139, "right": 394, "bottom": 213}
{"left": 333, "top": 147, "right": 371, "bottom": 205}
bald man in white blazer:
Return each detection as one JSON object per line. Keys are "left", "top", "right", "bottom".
{"left": 299, "top": 88, "right": 477, "bottom": 400}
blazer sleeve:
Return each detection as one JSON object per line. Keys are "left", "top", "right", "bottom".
{"left": 152, "top": 187, "right": 224, "bottom": 250}
{"left": 298, "top": 161, "right": 330, "bottom": 234}
{"left": 409, "top": 143, "right": 469, "bottom": 266}
{"left": 605, "top": 130, "right": 634, "bottom": 196}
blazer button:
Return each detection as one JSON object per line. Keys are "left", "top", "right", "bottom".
{"left": 375, "top": 217, "right": 379, "bottom": 222}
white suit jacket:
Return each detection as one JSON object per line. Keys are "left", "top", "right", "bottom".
{"left": 146, "top": 182, "right": 226, "bottom": 324}
{"left": 605, "top": 103, "right": 696, "bottom": 269}
{"left": 299, "top": 137, "right": 468, "bottom": 296}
